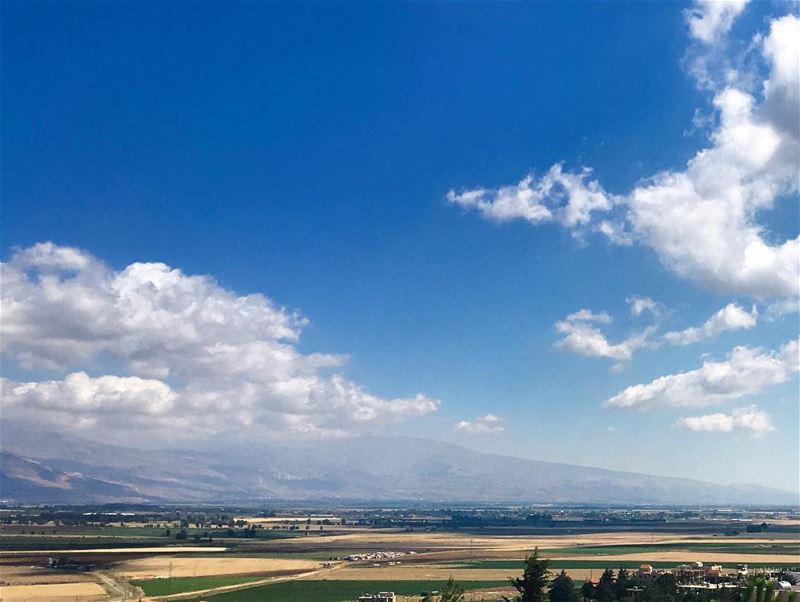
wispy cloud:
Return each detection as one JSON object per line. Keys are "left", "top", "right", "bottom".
{"left": 455, "top": 414, "right": 506, "bottom": 434}
{"left": 683, "top": 0, "right": 749, "bottom": 44}
{"left": 663, "top": 303, "right": 757, "bottom": 345}
{"left": 627, "top": 296, "right": 662, "bottom": 318}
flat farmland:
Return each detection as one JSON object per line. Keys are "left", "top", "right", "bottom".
{"left": 133, "top": 575, "right": 274, "bottom": 597}
{"left": 0, "top": 582, "right": 109, "bottom": 602}
{"left": 112, "top": 555, "right": 321, "bottom": 579}
{"left": 186, "top": 579, "right": 513, "bottom": 602}
{"left": 1, "top": 522, "right": 797, "bottom": 601}
{"left": 0, "top": 566, "right": 110, "bottom": 602}
{"left": 251, "top": 529, "right": 789, "bottom": 552}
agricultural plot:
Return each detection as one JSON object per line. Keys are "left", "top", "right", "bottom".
{"left": 544, "top": 542, "right": 800, "bottom": 556}
{"left": 0, "top": 581, "right": 109, "bottom": 602}
{"left": 188, "top": 579, "right": 511, "bottom": 602}
{"left": 132, "top": 574, "right": 268, "bottom": 596}
{"left": 0, "top": 526, "right": 300, "bottom": 551}
{"left": 112, "top": 555, "right": 320, "bottom": 579}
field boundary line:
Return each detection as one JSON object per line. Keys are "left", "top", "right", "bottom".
{"left": 147, "top": 562, "right": 343, "bottom": 601}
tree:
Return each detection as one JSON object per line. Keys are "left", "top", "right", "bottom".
{"left": 509, "top": 548, "right": 551, "bottom": 602}
{"left": 745, "top": 576, "right": 774, "bottom": 602}
{"left": 440, "top": 576, "right": 466, "bottom": 602}
{"left": 615, "top": 568, "right": 631, "bottom": 600}
{"left": 640, "top": 573, "right": 678, "bottom": 602}
{"left": 596, "top": 569, "right": 616, "bottom": 602}
{"left": 581, "top": 581, "right": 596, "bottom": 601}
{"left": 550, "top": 570, "right": 580, "bottom": 602}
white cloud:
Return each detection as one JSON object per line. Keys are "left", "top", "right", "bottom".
{"left": 555, "top": 309, "right": 652, "bottom": 363}
{"left": 604, "top": 340, "right": 798, "bottom": 410}
{"left": 766, "top": 297, "right": 799, "bottom": 319}
{"left": 447, "top": 163, "right": 620, "bottom": 236}
{"left": 446, "top": 11, "right": 800, "bottom": 304}
{"left": 761, "top": 14, "right": 800, "bottom": 137}
{"left": 675, "top": 405, "right": 775, "bottom": 433}
{"left": 564, "top": 309, "right": 612, "bottom": 323}
{"left": 684, "top": 0, "right": 749, "bottom": 44}
{"left": 627, "top": 296, "right": 662, "bottom": 318}
{"left": 455, "top": 413, "right": 505, "bottom": 434}
{"left": 663, "top": 303, "right": 757, "bottom": 345}
{"left": 2, "top": 373, "right": 176, "bottom": 416}
{"left": 627, "top": 85, "right": 798, "bottom": 300}
{"left": 0, "top": 243, "right": 440, "bottom": 439}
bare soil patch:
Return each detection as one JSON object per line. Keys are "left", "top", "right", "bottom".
{"left": 0, "top": 582, "right": 108, "bottom": 601}
{"left": 114, "top": 555, "right": 319, "bottom": 579}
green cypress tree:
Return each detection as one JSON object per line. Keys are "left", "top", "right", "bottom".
{"left": 550, "top": 570, "right": 581, "bottom": 602}
{"left": 509, "top": 548, "right": 552, "bottom": 602}
{"left": 440, "top": 576, "right": 466, "bottom": 602}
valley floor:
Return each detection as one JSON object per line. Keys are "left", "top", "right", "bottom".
{"left": 2, "top": 517, "right": 799, "bottom": 601}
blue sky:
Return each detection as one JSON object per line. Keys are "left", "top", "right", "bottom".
{"left": 2, "top": 1, "right": 798, "bottom": 493}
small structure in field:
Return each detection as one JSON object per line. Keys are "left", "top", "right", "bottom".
{"left": 358, "top": 592, "right": 396, "bottom": 602}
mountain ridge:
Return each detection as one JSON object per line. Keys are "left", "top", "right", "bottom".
{"left": 0, "top": 422, "right": 795, "bottom": 505}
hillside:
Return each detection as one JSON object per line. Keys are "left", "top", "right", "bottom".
{"left": 0, "top": 423, "right": 795, "bottom": 505}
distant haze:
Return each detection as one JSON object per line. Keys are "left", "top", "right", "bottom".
{"left": 1, "top": 423, "right": 795, "bottom": 506}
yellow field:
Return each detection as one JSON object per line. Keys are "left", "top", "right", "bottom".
{"left": 113, "top": 555, "right": 321, "bottom": 579}
{"left": 256, "top": 528, "right": 795, "bottom": 555}
{"left": 0, "top": 581, "right": 108, "bottom": 602}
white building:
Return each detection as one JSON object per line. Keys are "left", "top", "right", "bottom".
{"left": 358, "top": 593, "right": 396, "bottom": 602}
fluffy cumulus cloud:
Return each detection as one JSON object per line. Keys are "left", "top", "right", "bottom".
{"left": 0, "top": 373, "right": 177, "bottom": 429}
{"left": 663, "top": 303, "right": 757, "bottom": 345}
{"left": 455, "top": 414, "right": 505, "bottom": 434}
{"left": 554, "top": 309, "right": 653, "bottom": 363}
{"left": 675, "top": 405, "right": 775, "bottom": 433}
{"left": 447, "top": 6, "right": 800, "bottom": 305}
{"left": 0, "top": 243, "right": 440, "bottom": 439}
{"left": 604, "top": 339, "right": 798, "bottom": 410}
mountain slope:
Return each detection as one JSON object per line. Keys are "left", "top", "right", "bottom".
{"left": 0, "top": 423, "right": 795, "bottom": 505}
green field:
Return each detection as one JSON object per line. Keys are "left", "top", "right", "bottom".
{"left": 0, "top": 528, "right": 300, "bottom": 550}
{"left": 133, "top": 575, "right": 268, "bottom": 596}
{"left": 0, "top": 536, "right": 177, "bottom": 550}
{"left": 189, "top": 579, "right": 510, "bottom": 601}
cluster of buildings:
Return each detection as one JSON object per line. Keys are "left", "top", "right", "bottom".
{"left": 626, "top": 562, "right": 800, "bottom": 597}
{"left": 634, "top": 562, "right": 794, "bottom": 583}
{"left": 357, "top": 593, "right": 396, "bottom": 602}
{"left": 340, "top": 550, "right": 415, "bottom": 562}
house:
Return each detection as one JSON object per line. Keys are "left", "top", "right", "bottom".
{"left": 358, "top": 593, "right": 396, "bottom": 602}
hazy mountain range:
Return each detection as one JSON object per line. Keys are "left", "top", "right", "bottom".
{"left": 0, "top": 423, "right": 795, "bottom": 505}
